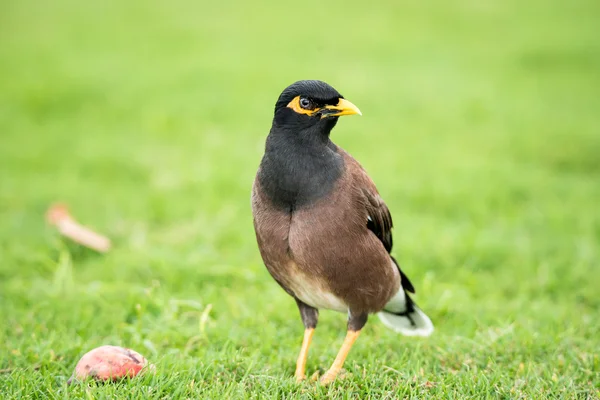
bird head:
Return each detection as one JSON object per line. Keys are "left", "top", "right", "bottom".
{"left": 272, "top": 80, "right": 361, "bottom": 136}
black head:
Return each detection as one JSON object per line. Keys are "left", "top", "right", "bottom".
{"left": 272, "top": 80, "right": 361, "bottom": 137}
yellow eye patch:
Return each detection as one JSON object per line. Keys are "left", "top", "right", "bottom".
{"left": 286, "top": 96, "right": 317, "bottom": 116}
{"left": 286, "top": 96, "right": 362, "bottom": 119}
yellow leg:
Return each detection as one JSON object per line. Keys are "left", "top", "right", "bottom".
{"left": 320, "top": 330, "right": 361, "bottom": 385}
{"left": 295, "top": 328, "right": 315, "bottom": 381}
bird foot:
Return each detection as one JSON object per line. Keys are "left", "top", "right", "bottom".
{"left": 319, "top": 368, "right": 349, "bottom": 385}
{"left": 319, "top": 372, "right": 337, "bottom": 385}
{"left": 294, "top": 372, "right": 306, "bottom": 382}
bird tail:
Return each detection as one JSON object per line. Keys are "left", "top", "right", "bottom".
{"left": 377, "top": 290, "right": 434, "bottom": 337}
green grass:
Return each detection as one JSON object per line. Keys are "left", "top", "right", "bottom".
{"left": 1, "top": 0, "right": 599, "bottom": 398}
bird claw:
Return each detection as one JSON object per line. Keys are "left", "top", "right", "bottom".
{"left": 319, "top": 368, "right": 348, "bottom": 385}
{"left": 319, "top": 372, "right": 336, "bottom": 385}
{"left": 294, "top": 373, "right": 306, "bottom": 382}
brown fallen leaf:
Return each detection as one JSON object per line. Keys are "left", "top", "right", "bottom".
{"left": 46, "top": 203, "right": 111, "bottom": 253}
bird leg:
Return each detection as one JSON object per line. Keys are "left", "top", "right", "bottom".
{"left": 320, "top": 313, "right": 368, "bottom": 385}
{"left": 294, "top": 299, "right": 319, "bottom": 381}
{"left": 319, "top": 330, "right": 361, "bottom": 384}
{"left": 295, "top": 328, "right": 314, "bottom": 381}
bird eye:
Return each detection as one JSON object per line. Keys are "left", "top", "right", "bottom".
{"left": 299, "top": 97, "right": 313, "bottom": 110}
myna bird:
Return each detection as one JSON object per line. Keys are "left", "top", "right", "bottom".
{"left": 251, "top": 80, "right": 433, "bottom": 384}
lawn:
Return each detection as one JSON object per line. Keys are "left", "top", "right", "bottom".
{"left": 1, "top": 0, "right": 599, "bottom": 398}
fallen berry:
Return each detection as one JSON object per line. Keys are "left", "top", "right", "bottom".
{"left": 68, "top": 345, "right": 152, "bottom": 383}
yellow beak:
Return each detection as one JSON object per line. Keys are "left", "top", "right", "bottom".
{"left": 322, "top": 98, "right": 362, "bottom": 118}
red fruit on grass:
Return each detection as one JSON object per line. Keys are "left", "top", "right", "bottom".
{"left": 68, "top": 345, "right": 151, "bottom": 383}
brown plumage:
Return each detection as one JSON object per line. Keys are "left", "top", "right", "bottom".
{"left": 252, "top": 80, "right": 433, "bottom": 384}
{"left": 253, "top": 148, "right": 399, "bottom": 314}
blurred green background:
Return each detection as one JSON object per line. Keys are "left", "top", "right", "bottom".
{"left": 1, "top": 0, "right": 599, "bottom": 397}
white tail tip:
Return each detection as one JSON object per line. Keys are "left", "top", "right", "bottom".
{"left": 377, "top": 307, "right": 434, "bottom": 337}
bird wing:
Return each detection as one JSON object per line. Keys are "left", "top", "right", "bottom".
{"left": 343, "top": 150, "right": 416, "bottom": 294}
{"left": 362, "top": 187, "right": 393, "bottom": 253}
